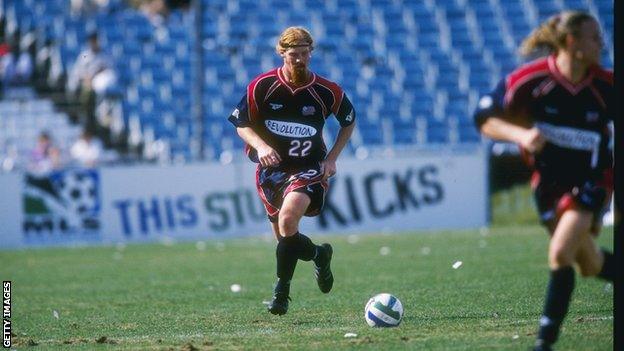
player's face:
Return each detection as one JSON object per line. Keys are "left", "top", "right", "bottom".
{"left": 571, "top": 19, "right": 603, "bottom": 66}
{"left": 282, "top": 46, "right": 311, "bottom": 72}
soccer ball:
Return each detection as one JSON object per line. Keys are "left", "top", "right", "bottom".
{"left": 364, "top": 293, "right": 403, "bottom": 327}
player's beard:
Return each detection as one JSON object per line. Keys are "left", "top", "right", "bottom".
{"left": 291, "top": 65, "right": 309, "bottom": 86}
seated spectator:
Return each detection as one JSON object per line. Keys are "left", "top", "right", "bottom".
{"left": 70, "top": 0, "right": 112, "bottom": 17}
{"left": 66, "top": 31, "right": 117, "bottom": 132}
{"left": 0, "top": 39, "right": 33, "bottom": 90}
{"left": 70, "top": 129, "right": 103, "bottom": 168}
{"left": 28, "top": 131, "right": 63, "bottom": 174}
{"left": 139, "top": 0, "right": 169, "bottom": 27}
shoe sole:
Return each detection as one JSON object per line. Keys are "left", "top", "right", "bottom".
{"left": 268, "top": 303, "right": 288, "bottom": 315}
{"left": 268, "top": 308, "right": 287, "bottom": 316}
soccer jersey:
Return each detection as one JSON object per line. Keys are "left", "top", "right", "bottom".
{"left": 228, "top": 67, "right": 355, "bottom": 168}
{"left": 474, "top": 55, "right": 613, "bottom": 186}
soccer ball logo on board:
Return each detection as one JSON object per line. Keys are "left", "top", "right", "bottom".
{"left": 23, "top": 169, "right": 101, "bottom": 240}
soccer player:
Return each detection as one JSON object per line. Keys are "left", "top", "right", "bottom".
{"left": 473, "top": 11, "right": 613, "bottom": 351}
{"left": 228, "top": 27, "right": 356, "bottom": 315}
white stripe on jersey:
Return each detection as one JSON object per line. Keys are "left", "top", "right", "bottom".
{"left": 535, "top": 122, "right": 601, "bottom": 168}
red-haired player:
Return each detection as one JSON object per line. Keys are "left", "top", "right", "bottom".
{"left": 228, "top": 27, "right": 356, "bottom": 315}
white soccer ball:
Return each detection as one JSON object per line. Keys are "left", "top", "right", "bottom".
{"left": 364, "top": 293, "right": 403, "bottom": 327}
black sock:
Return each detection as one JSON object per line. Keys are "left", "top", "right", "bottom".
{"left": 275, "top": 235, "right": 299, "bottom": 283}
{"left": 293, "top": 232, "right": 318, "bottom": 262}
{"left": 597, "top": 248, "right": 613, "bottom": 282}
{"left": 274, "top": 278, "right": 290, "bottom": 296}
{"left": 536, "top": 266, "right": 575, "bottom": 346}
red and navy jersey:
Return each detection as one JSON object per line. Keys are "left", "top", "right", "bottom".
{"left": 474, "top": 55, "right": 613, "bottom": 186}
{"left": 228, "top": 67, "right": 355, "bottom": 167}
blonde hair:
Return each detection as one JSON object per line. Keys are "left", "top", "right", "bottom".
{"left": 519, "top": 10, "right": 596, "bottom": 57}
{"left": 275, "top": 27, "right": 314, "bottom": 54}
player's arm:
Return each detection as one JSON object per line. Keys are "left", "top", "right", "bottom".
{"left": 473, "top": 78, "right": 545, "bottom": 153}
{"left": 235, "top": 127, "right": 281, "bottom": 167}
{"left": 228, "top": 93, "right": 281, "bottom": 167}
{"left": 323, "top": 96, "right": 356, "bottom": 180}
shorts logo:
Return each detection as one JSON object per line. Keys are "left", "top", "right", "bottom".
{"left": 585, "top": 111, "right": 599, "bottom": 122}
{"left": 231, "top": 108, "right": 240, "bottom": 119}
{"left": 270, "top": 103, "right": 283, "bottom": 110}
{"left": 544, "top": 106, "right": 558, "bottom": 114}
{"left": 23, "top": 169, "right": 101, "bottom": 238}
{"left": 302, "top": 106, "right": 316, "bottom": 116}
{"left": 265, "top": 120, "right": 317, "bottom": 138}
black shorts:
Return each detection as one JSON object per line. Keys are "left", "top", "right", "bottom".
{"left": 532, "top": 170, "right": 612, "bottom": 235}
{"left": 255, "top": 163, "right": 329, "bottom": 223}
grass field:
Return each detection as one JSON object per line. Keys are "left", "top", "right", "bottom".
{"left": 0, "top": 225, "right": 613, "bottom": 350}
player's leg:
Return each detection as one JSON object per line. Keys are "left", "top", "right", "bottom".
{"left": 572, "top": 181, "right": 613, "bottom": 281}
{"left": 270, "top": 219, "right": 281, "bottom": 242}
{"left": 268, "top": 192, "right": 311, "bottom": 315}
{"left": 278, "top": 191, "right": 333, "bottom": 292}
{"left": 574, "top": 230, "right": 613, "bottom": 281}
{"left": 534, "top": 208, "right": 592, "bottom": 351}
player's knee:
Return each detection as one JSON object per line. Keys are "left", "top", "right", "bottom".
{"left": 278, "top": 211, "right": 299, "bottom": 236}
{"left": 548, "top": 246, "right": 574, "bottom": 269}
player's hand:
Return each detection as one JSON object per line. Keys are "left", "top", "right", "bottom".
{"left": 257, "top": 144, "right": 281, "bottom": 167}
{"left": 321, "top": 158, "right": 337, "bottom": 181}
{"left": 520, "top": 127, "right": 546, "bottom": 154}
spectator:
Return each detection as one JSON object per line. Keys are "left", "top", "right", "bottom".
{"left": 0, "top": 38, "right": 33, "bottom": 90}
{"left": 139, "top": 0, "right": 169, "bottom": 27}
{"left": 66, "top": 31, "right": 117, "bottom": 133}
{"left": 28, "top": 131, "right": 63, "bottom": 174}
{"left": 70, "top": 0, "right": 112, "bottom": 17}
{"left": 70, "top": 129, "right": 103, "bottom": 168}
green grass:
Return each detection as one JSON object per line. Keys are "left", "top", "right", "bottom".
{"left": 491, "top": 184, "right": 539, "bottom": 226}
{"left": 0, "top": 225, "right": 613, "bottom": 350}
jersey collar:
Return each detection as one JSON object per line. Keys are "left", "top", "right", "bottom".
{"left": 547, "top": 55, "right": 595, "bottom": 95}
{"left": 277, "top": 67, "right": 317, "bottom": 95}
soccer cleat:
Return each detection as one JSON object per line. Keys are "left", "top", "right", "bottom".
{"left": 267, "top": 279, "right": 291, "bottom": 315}
{"left": 533, "top": 340, "right": 553, "bottom": 351}
{"left": 314, "top": 243, "right": 334, "bottom": 293}
{"left": 267, "top": 292, "right": 290, "bottom": 315}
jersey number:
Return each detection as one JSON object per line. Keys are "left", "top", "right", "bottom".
{"left": 289, "top": 140, "right": 312, "bottom": 157}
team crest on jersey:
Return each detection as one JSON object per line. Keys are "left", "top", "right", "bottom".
{"left": 302, "top": 106, "right": 316, "bottom": 116}
{"left": 585, "top": 111, "right": 599, "bottom": 122}
{"left": 270, "top": 103, "right": 283, "bottom": 110}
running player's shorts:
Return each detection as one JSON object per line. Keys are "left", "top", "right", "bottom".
{"left": 532, "top": 169, "right": 613, "bottom": 235}
{"left": 255, "top": 163, "right": 329, "bottom": 222}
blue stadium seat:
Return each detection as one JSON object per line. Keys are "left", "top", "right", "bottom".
{"left": 9, "top": 0, "right": 611, "bottom": 162}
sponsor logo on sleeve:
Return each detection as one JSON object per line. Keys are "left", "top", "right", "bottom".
{"left": 269, "top": 103, "right": 283, "bottom": 110}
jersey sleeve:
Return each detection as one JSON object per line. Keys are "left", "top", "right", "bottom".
{"left": 502, "top": 73, "right": 535, "bottom": 118}
{"left": 334, "top": 93, "right": 355, "bottom": 127}
{"left": 227, "top": 93, "right": 252, "bottom": 128}
{"left": 473, "top": 78, "right": 505, "bottom": 128}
